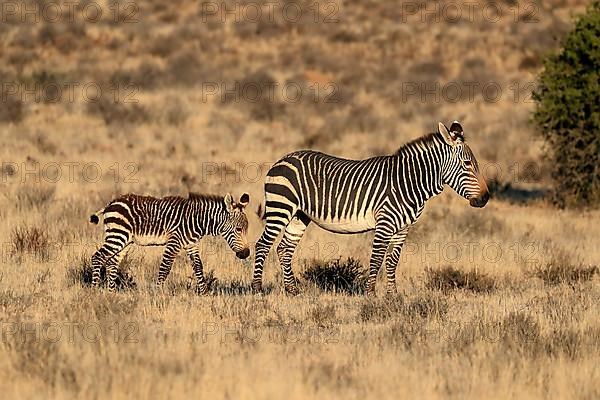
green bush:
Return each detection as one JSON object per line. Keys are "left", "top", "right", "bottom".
{"left": 533, "top": 2, "right": 600, "bottom": 208}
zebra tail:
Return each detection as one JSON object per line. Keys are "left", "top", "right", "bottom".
{"left": 256, "top": 203, "right": 266, "bottom": 221}
{"left": 89, "top": 207, "right": 105, "bottom": 224}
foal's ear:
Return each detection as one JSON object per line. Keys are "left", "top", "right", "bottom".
{"left": 438, "top": 122, "right": 459, "bottom": 146}
{"left": 239, "top": 193, "right": 250, "bottom": 208}
{"left": 224, "top": 193, "right": 235, "bottom": 212}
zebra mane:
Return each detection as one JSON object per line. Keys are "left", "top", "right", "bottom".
{"left": 394, "top": 132, "right": 443, "bottom": 157}
{"left": 188, "top": 192, "right": 225, "bottom": 204}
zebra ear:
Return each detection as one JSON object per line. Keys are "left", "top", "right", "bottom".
{"left": 239, "top": 193, "right": 250, "bottom": 208}
{"left": 224, "top": 193, "right": 235, "bottom": 212}
{"left": 438, "top": 122, "right": 457, "bottom": 146}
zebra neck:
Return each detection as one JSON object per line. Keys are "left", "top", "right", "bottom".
{"left": 395, "top": 139, "right": 446, "bottom": 201}
{"left": 204, "top": 209, "right": 228, "bottom": 236}
{"left": 189, "top": 199, "right": 228, "bottom": 236}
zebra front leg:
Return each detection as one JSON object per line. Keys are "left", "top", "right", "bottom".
{"left": 384, "top": 228, "right": 409, "bottom": 294}
{"left": 253, "top": 216, "right": 289, "bottom": 293}
{"left": 186, "top": 245, "right": 208, "bottom": 295}
{"left": 366, "top": 226, "right": 394, "bottom": 295}
{"left": 157, "top": 237, "right": 183, "bottom": 287}
{"left": 276, "top": 212, "right": 310, "bottom": 295}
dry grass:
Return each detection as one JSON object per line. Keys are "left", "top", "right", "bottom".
{"left": 425, "top": 265, "right": 496, "bottom": 293}
{"left": 531, "top": 262, "right": 599, "bottom": 286}
{"left": 0, "top": 0, "right": 598, "bottom": 399}
{"left": 10, "top": 225, "right": 52, "bottom": 262}
{"left": 527, "top": 248, "right": 599, "bottom": 286}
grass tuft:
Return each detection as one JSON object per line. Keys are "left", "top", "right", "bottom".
{"left": 66, "top": 254, "right": 136, "bottom": 291}
{"left": 425, "top": 266, "right": 495, "bottom": 293}
{"left": 11, "top": 225, "right": 51, "bottom": 262}
{"left": 530, "top": 262, "right": 598, "bottom": 286}
{"left": 359, "top": 293, "right": 448, "bottom": 323}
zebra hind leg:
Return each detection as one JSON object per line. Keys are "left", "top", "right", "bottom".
{"left": 384, "top": 228, "right": 409, "bottom": 295}
{"left": 252, "top": 214, "right": 291, "bottom": 293}
{"left": 106, "top": 245, "right": 130, "bottom": 292}
{"left": 91, "top": 242, "right": 124, "bottom": 288}
{"left": 186, "top": 244, "right": 208, "bottom": 295}
{"left": 276, "top": 212, "right": 310, "bottom": 295}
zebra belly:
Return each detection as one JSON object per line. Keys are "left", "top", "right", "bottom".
{"left": 308, "top": 213, "right": 376, "bottom": 234}
{"left": 133, "top": 234, "right": 169, "bottom": 246}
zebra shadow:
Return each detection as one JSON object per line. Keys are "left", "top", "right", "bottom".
{"left": 184, "top": 272, "right": 274, "bottom": 296}
{"left": 488, "top": 179, "right": 548, "bottom": 205}
{"left": 211, "top": 281, "right": 274, "bottom": 296}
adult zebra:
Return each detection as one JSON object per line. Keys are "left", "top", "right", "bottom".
{"left": 252, "top": 121, "right": 489, "bottom": 295}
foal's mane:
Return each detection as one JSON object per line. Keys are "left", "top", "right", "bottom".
{"left": 188, "top": 193, "right": 224, "bottom": 203}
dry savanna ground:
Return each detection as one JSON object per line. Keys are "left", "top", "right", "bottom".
{"left": 0, "top": 0, "right": 599, "bottom": 399}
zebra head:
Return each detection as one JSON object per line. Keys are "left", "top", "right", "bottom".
{"left": 223, "top": 193, "right": 251, "bottom": 259}
{"left": 438, "top": 121, "right": 489, "bottom": 208}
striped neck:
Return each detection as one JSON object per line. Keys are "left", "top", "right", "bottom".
{"left": 188, "top": 194, "right": 228, "bottom": 236}
{"left": 394, "top": 132, "right": 447, "bottom": 199}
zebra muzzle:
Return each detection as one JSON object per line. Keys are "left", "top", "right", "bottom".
{"left": 236, "top": 248, "right": 250, "bottom": 259}
{"left": 469, "top": 191, "right": 489, "bottom": 208}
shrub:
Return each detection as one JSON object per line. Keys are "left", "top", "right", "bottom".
{"left": 532, "top": 2, "right": 600, "bottom": 207}
{"left": 0, "top": 93, "right": 24, "bottom": 123}
{"left": 425, "top": 266, "right": 495, "bottom": 293}
{"left": 110, "top": 62, "right": 164, "bottom": 90}
{"left": 302, "top": 258, "right": 367, "bottom": 294}
{"left": 66, "top": 254, "right": 136, "bottom": 291}
{"left": 166, "top": 49, "right": 211, "bottom": 86}
{"left": 162, "top": 96, "right": 189, "bottom": 126}
{"left": 87, "top": 96, "right": 150, "bottom": 125}
{"left": 227, "top": 70, "right": 286, "bottom": 121}
{"left": 530, "top": 262, "right": 598, "bottom": 286}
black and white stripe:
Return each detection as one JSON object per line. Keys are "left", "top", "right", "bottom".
{"left": 252, "top": 121, "right": 489, "bottom": 295}
{"left": 90, "top": 192, "right": 250, "bottom": 293}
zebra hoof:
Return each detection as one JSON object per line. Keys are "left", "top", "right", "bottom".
{"left": 285, "top": 285, "right": 300, "bottom": 296}
{"left": 251, "top": 281, "right": 263, "bottom": 294}
{"left": 386, "top": 287, "right": 398, "bottom": 296}
{"left": 195, "top": 286, "right": 209, "bottom": 296}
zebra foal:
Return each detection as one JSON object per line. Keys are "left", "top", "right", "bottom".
{"left": 253, "top": 121, "right": 489, "bottom": 295}
{"left": 89, "top": 192, "right": 251, "bottom": 293}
